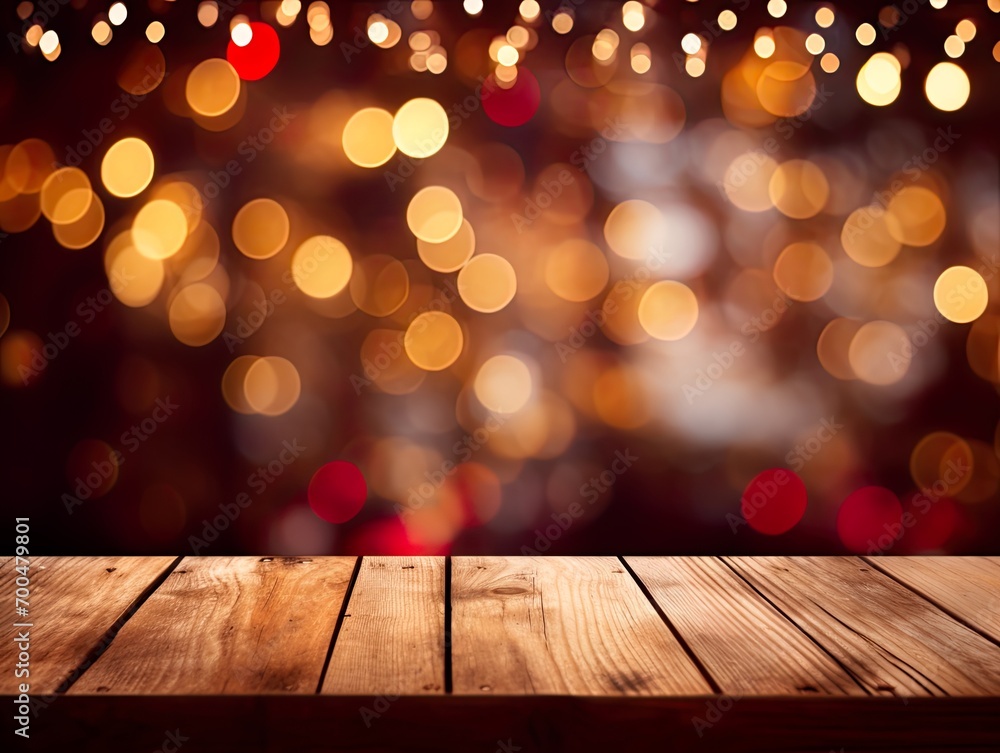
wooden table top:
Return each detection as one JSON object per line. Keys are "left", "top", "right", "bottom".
{"left": 4, "top": 555, "right": 999, "bottom": 752}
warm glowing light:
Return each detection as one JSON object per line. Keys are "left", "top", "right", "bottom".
{"left": 934, "top": 266, "right": 989, "bottom": 323}
{"left": 841, "top": 207, "right": 901, "bottom": 267}
{"left": 768, "top": 159, "right": 829, "bottom": 219}
{"left": 944, "top": 34, "right": 965, "bottom": 57}
{"left": 231, "top": 21, "right": 252, "bottom": 46}
{"left": 368, "top": 20, "right": 389, "bottom": 44}
{"left": 463, "top": 0, "right": 483, "bottom": 15}
{"left": 857, "top": 53, "right": 901, "bottom": 106}
{"left": 604, "top": 200, "right": 666, "bottom": 260}
{"left": 848, "top": 321, "right": 910, "bottom": 385}
{"left": 406, "top": 186, "right": 463, "bottom": 243}
{"left": 233, "top": 199, "right": 290, "bottom": 259}
{"left": 458, "top": 253, "right": 517, "bottom": 313}
{"left": 925, "top": 62, "right": 970, "bottom": 111}
{"left": 411, "top": 0, "right": 433, "bottom": 19}
{"left": 820, "top": 52, "right": 839, "bottom": 73}
{"left": 718, "top": 10, "right": 737, "bottom": 31}
{"left": 39, "top": 30, "right": 58, "bottom": 55}
{"left": 552, "top": 11, "right": 573, "bottom": 34}
{"left": 856, "top": 23, "right": 876, "bottom": 46}
{"left": 885, "top": 186, "right": 946, "bottom": 247}
{"left": 186, "top": 58, "right": 241, "bottom": 117}
{"left": 815, "top": 7, "right": 835, "bottom": 28}
{"left": 291, "top": 236, "right": 353, "bottom": 298}
{"left": 519, "top": 0, "right": 540, "bottom": 22}
{"left": 243, "top": 356, "right": 301, "bottom": 415}
{"left": 545, "top": 239, "right": 609, "bottom": 302}
{"left": 417, "top": 219, "right": 475, "bottom": 272}
{"left": 198, "top": 1, "right": 219, "bottom": 27}
{"left": 133, "top": 200, "right": 188, "bottom": 259}
{"left": 497, "top": 44, "right": 519, "bottom": 66}
{"left": 767, "top": 0, "right": 787, "bottom": 18}
{"left": 754, "top": 33, "right": 776, "bottom": 59}
{"left": 109, "top": 2, "right": 127, "bottom": 26}
{"left": 475, "top": 355, "right": 532, "bottom": 413}
{"left": 623, "top": 1, "right": 644, "bottom": 32}
{"left": 168, "top": 283, "right": 226, "bottom": 346}
{"left": 343, "top": 108, "right": 397, "bottom": 168}
{"left": 637, "top": 281, "right": 699, "bottom": 341}
{"left": 146, "top": 21, "right": 165, "bottom": 43}
{"left": 955, "top": 19, "right": 976, "bottom": 42}
{"left": 685, "top": 57, "right": 706, "bottom": 77}
{"left": 92, "top": 21, "right": 112, "bottom": 45}
{"left": 40, "top": 168, "right": 93, "bottom": 225}
{"left": 681, "top": 33, "right": 702, "bottom": 55}
{"left": 392, "top": 98, "right": 449, "bottom": 158}
{"left": 101, "top": 138, "right": 154, "bottom": 198}
{"left": 772, "top": 242, "right": 834, "bottom": 302}
{"left": 631, "top": 44, "right": 651, "bottom": 74}
{"left": 805, "top": 33, "right": 825, "bottom": 55}
{"left": 404, "top": 312, "right": 464, "bottom": 371}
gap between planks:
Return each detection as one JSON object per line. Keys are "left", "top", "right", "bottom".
{"left": 55, "top": 555, "right": 184, "bottom": 694}
{"left": 618, "top": 556, "right": 723, "bottom": 694}
{"left": 314, "top": 555, "right": 365, "bottom": 693}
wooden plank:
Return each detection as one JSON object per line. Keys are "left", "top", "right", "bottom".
{"left": 69, "top": 556, "right": 356, "bottom": 695}
{"left": 725, "top": 556, "right": 1000, "bottom": 696}
{"left": 0, "top": 556, "right": 176, "bottom": 695}
{"left": 450, "top": 556, "right": 711, "bottom": 695}
{"left": 865, "top": 556, "right": 1000, "bottom": 644}
{"left": 28, "top": 695, "right": 1000, "bottom": 753}
{"left": 626, "top": 556, "right": 865, "bottom": 696}
{"left": 322, "top": 556, "right": 445, "bottom": 695}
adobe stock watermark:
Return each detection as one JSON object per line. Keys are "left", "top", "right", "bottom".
{"left": 522, "top": 448, "right": 637, "bottom": 554}
{"left": 7, "top": 0, "right": 71, "bottom": 52}
{"left": 682, "top": 292, "right": 794, "bottom": 404}
{"left": 844, "top": 126, "right": 960, "bottom": 251}
{"left": 554, "top": 245, "right": 674, "bottom": 363}
{"left": 396, "top": 414, "right": 508, "bottom": 519}
{"left": 187, "top": 438, "right": 306, "bottom": 553}
{"left": 16, "top": 272, "right": 136, "bottom": 385}
{"left": 173, "top": 107, "right": 296, "bottom": 224}
{"left": 692, "top": 692, "right": 743, "bottom": 737}
{"left": 885, "top": 254, "right": 998, "bottom": 373}
{"left": 58, "top": 63, "right": 169, "bottom": 168}
{"left": 865, "top": 457, "right": 970, "bottom": 555}
{"left": 62, "top": 397, "right": 180, "bottom": 514}
{"left": 728, "top": 417, "right": 842, "bottom": 534}
{"left": 716, "top": 85, "right": 835, "bottom": 202}
{"left": 350, "top": 280, "right": 462, "bottom": 395}
{"left": 511, "top": 116, "right": 629, "bottom": 233}
{"left": 383, "top": 76, "right": 500, "bottom": 192}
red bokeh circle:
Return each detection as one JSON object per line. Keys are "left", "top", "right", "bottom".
{"left": 837, "top": 485, "right": 903, "bottom": 553}
{"left": 740, "top": 468, "right": 808, "bottom": 535}
{"left": 308, "top": 461, "right": 367, "bottom": 524}
{"left": 482, "top": 67, "right": 541, "bottom": 127}
{"left": 226, "top": 22, "right": 280, "bottom": 81}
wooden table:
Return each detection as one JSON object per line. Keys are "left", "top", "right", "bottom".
{"left": 4, "top": 556, "right": 999, "bottom": 752}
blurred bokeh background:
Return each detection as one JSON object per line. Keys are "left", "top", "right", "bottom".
{"left": 1, "top": 0, "right": 998, "bottom": 556}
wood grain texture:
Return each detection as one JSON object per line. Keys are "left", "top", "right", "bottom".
{"left": 725, "top": 556, "right": 1000, "bottom": 696}
{"left": 0, "top": 556, "right": 176, "bottom": 694}
{"left": 69, "top": 556, "right": 356, "bottom": 695}
{"left": 865, "top": 556, "right": 1000, "bottom": 644}
{"left": 626, "top": 556, "right": 865, "bottom": 696}
{"left": 451, "top": 556, "right": 711, "bottom": 695}
{"left": 322, "top": 556, "right": 445, "bottom": 695}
